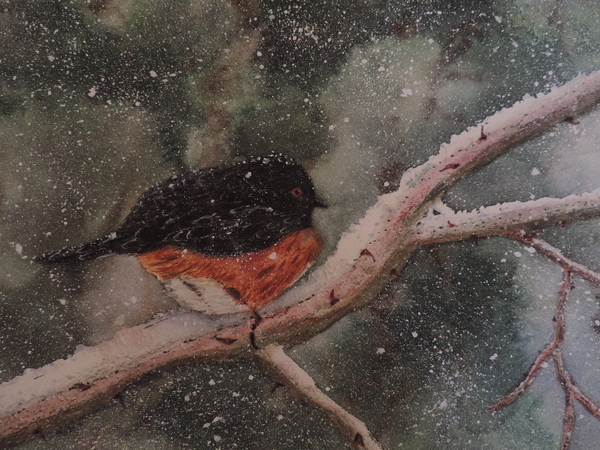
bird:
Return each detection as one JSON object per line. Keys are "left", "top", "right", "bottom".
{"left": 36, "top": 154, "right": 325, "bottom": 315}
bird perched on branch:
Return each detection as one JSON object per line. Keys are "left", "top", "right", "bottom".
{"left": 36, "top": 154, "right": 325, "bottom": 315}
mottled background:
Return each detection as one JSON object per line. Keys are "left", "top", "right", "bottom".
{"left": 3, "top": 0, "right": 600, "bottom": 448}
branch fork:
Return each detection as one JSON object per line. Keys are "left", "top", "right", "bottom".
{"left": 486, "top": 235, "right": 600, "bottom": 450}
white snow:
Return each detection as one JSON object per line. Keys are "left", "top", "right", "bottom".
{"left": 0, "top": 311, "right": 217, "bottom": 416}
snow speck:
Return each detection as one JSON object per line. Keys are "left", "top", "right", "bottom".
{"left": 412, "top": 331, "right": 418, "bottom": 338}
{"left": 150, "top": 70, "right": 158, "bottom": 78}
{"left": 531, "top": 167, "right": 540, "bottom": 176}
{"left": 525, "top": 247, "right": 536, "bottom": 254}
{"left": 513, "top": 251, "right": 522, "bottom": 257}
{"left": 213, "top": 435, "right": 222, "bottom": 442}
{"left": 14, "top": 243, "right": 23, "bottom": 254}
{"left": 343, "top": 117, "right": 350, "bottom": 123}
{"left": 208, "top": 379, "right": 216, "bottom": 386}
{"left": 377, "top": 66, "right": 386, "bottom": 72}
{"left": 88, "top": 87, "right": 97, "bottom": 98}
{"left": 184, "top": 394, "right": 190, "bottom": 401}
{"left": 245, "top": 171, "right": 252, "bottom": 178}
{"left": 277, "top": 414, "right": 284, "bottom": 420}
{"left": 376, "top": 347, "right": 385, "bottom": 354}
{"left": 256, "top": 51, "right": 262, "bottom": 57}
{"left": 48, "top": 55, "right": 56, "bottom": 62}
{"left": 59, "top": 299, "right": 67, "bottom": 306}
{"left": 493, "top": 14, "right": 502, "bottom": 23}
{"left": 490, "top": 353, "right": 498, "bottom": 361}
{"left": 269, "top": 252, "right": 277, "bottom": 260}
{"left": 400, "top": 88, "right": 413, "bottom": 97}
{"left": 113, "top": 315, "right": 125, "bottom": 327}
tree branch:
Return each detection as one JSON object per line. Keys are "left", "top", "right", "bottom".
{"left": 488, "top": 268, "right": 572, "bottom": 412}
{"left": 4, "top": 69, "right": 600, "bottom": 447}
{"left": 488, "top": 236, "right": 600, "bottom": 449}
{"left": 0, "top": 312, "right": 253, "bottom": 447}
{"left": 506, "top": 232, "right": 600, "bottom": 287}
{"left": 251, "top": 345, "right": 382, "bottom": 450}
{"left": 414, "top": 190, "right": 600, "bottom": 246}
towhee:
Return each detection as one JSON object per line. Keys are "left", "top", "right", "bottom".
{"left": 36, "top": 154, "right": 325, "bottom": 315}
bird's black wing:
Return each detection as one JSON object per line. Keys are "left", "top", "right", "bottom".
{"left": 35, "top": 173, "right": 213, "bottom": 262}
{"left": 36, "top": 165, "right": 290, "bottom": 262}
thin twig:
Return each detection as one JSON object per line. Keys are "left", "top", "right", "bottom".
{"left": 571, "top": 385, "right": 600, "bottom": 420}
{"left": 487, "top": 341, "right": 557, "bottom": 411}
{"left": 508, "top": 232, "right": 600, "bottom": 287}
{"left": 554, "top": 349, "right": 576, "bottom": 450}
{"left": 251, "top": 345, "right": 383, "bottom": 450}
{"left": 490, "top": 233, "right": 600, "bottom": 449}
{"left": 488, "top": 268, "right": 572, "bottom": 411}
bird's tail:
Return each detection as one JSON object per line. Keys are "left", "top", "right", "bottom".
{"left": 35, "top": 235, "right": 120, "bottom": 263}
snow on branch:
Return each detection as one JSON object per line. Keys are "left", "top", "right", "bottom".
{"left": 414, "top": 189, "right": 600, "bottom": 246}
{"left": 3, "top": 69, "right": 600, "bottom": 447}
{"left": 252, "top": 345, "right": 382, "bottom": 450}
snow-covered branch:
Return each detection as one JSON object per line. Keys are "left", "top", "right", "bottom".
{"left": 251, "top": 345, "right": 382, "bottom": 450}
{"left": 414, "top": 190, "right": 600, "bottom": 246}
{"left": 3, "top": 69, "right": 600, "bottom": 447}
{"left": 0, "top": 312, "right": 253, "bottom": 447}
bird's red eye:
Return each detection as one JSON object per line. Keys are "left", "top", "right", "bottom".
{"left": 291, "top": 187, "right": 303, "bottom": 198}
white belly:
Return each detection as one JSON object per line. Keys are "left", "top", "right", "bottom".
{"left": 163, "top": 278, "right": 251, "bottom": 315}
